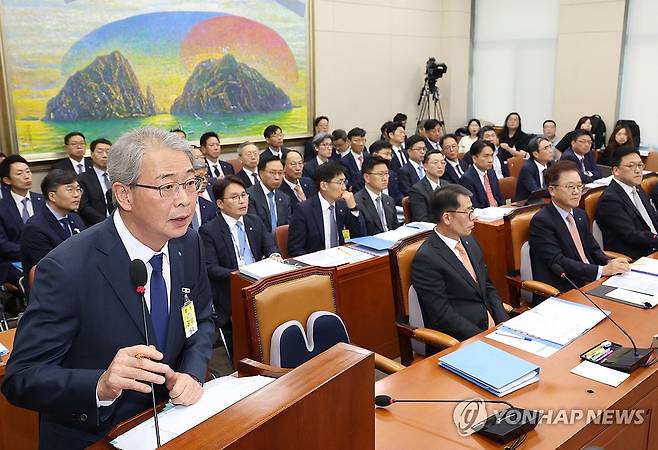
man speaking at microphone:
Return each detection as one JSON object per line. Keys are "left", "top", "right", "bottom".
{"left": 2, "top": 127, "right": 214, "bottom": 449}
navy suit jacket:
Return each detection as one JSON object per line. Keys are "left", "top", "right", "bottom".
{"left": 0, "top": 192, "right": 46, "bottom": 263}
{"left": 387, "top": 168, "right": 404, "bottom": 206}
{"left": 596, "top": 179, "right": 658, "bottom": 259}
{"left": 514, "top": 159, "right": 547, "bottom": 202}
{"left": 529, "top": 203, "right": 608, "bottom": 299}
{"left": 51, "top": 157, "right": 93, "bottom": 174}
{"left": 2, "top": 216, "right": 214, "bottom": 448}
{"left": 354, "top": 189, "right": 399, "bottom": 235}
{"left": 560, "top": 148, "right": 602, "bottom": 183}
{"left": 340, "top": 152, "right": 365, "bottom": 193}
{"left": 246, "top": 183, "right": 292, "bottom": 231}
{"left": 459, "top": 167, "right": 504, "bottom": 208}
{"left": 397, "top": 161, "right": 422, "bottom": 196}
{"left": 204, "top": 158, "right": 235, "bottom": 179}
{"left": 78, "top": 169, "right": 110, "bottom": 226}
{"left": 195, "top": 196, "right": 217, "bottom": 227}
{"left": 287, "top": 194, "right": 365, "bottom": 257}
{"left": 408, "top": 177, "right": 452, "bottom": 223}
{"left": 441, "top": 159, "right": 469, "bottom": 185}
{"left": 236, "top": 168, "right": 257, "bottom": 188}
{"left": 302, "top": 158, "right": 324, "bottom": 180}
{"left": 388, "top": 147, "right": 409, "bottom": 172}
{"left": 260, "top": 147, "right": 290, "bottom": 161}
{"left": 411, "top": 232, "right": 509, "bottom": 349}
{"left": 199, "top": 213, "right": 278, "bottom": 325}
{"left": 278, "top": 177, "right": 317, "bottom": 210}
{"left": 20, "top": 204, "right": 86, "bottom": 274}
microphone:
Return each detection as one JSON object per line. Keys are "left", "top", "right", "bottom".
{"left": 551, "top": 263, "right": 653, "bottom": 372}
{"left": 374, "top": 395, "right": 541, "bottom": 444}
{"left": 129, "top": 259, "right": 162, "bottom": 448}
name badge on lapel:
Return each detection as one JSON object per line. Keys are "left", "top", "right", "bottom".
{"left": 181, "top": 288, "right": 198, "bottom": 338}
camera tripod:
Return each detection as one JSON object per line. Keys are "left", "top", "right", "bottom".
{"left": 416, "top": 79, "right": 446, "bottom": 132}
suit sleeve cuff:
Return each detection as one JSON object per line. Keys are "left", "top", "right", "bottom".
{"left": 95, "top": 376, "right": 119, "bottom": 408}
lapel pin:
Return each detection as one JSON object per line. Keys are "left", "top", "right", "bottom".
{"left": 178, "top": 251, "right": 182, "bottom": 257}
{"left": 182, "top": 287, "right": 191, "bottom": 294}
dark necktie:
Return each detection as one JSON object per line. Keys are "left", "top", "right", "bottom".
{"left": 149, "top": 254, "right": 169, "bottom": 351}
{"left": 213, "top": 164, "right": 221, "bottom": 178}
{"left": 252, "top": 173, "right": 258, "bottom": 186}
{"left": 59, "top": 218, "right": 71, "bottom": 237}
{"left": 20, "top": 198, "right": 30, "bottom": 223}
{"left": 328, "top": 205, "right": 338, "bottom": 248}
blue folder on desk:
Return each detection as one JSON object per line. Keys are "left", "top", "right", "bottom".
{"left": 439, "top": 341, "right": 540, "bottom": 397}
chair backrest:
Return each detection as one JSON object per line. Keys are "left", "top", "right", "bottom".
{"left": 507, "top": 156, "right": 525, "bottom": 179}
{"left": 503, "top": 204, "right": 544, "bottom": 273}
{"left": 388, "top": 232, "right": 431, "bottom": 317}
{"left": 407, "top": 286, "right": 426, "bottom": 356}
{"left": 641, "top": 173, "right": 658, "bottom": 196}
{"left": 499, "top": 176, "right": 517, "bottom": 201}
{"left": 581, "top": 186, "right": 606, "bottom": 225}
{"left": 274, "top": 225, "right": 289, "bottom": 259}
{"left": 228, "top": 158, "right": 242, "bottom": 174}
{"left": 401, "top": 196, "right": 412, "bottom": 224}
{"left": 592, "top": 220, "right": 604, "bottom": 249}
{"left": 645, "top": 153, "right": 658, "bottom": 172}
{"left": 28, "top": 265, "right": 37, "bottom": 289}
{"left": 519, "top": 241, "right": 533, "bottom": 304}
{"left": 242, "top": 267, "right": 339, "bottom": 365}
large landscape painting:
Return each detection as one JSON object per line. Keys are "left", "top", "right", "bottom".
{"left": 0, "top": 0, "right": 310, "bottom": 156}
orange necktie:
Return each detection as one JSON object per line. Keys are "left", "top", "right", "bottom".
{"left": 566, "top": 213, "right": 589, "bottom": 263}
{"left": 456, "top": 241, "right": 495, "bottom": 327}
{"left": 293, "top": 183, "right": 306, "bottom": 202}
{"left": 483, "top": 173, "right": 498, "bottom": 207}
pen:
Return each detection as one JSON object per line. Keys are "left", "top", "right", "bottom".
{"left": 630, "top": 268, "right": 658, "bottom": 278}
{"left": 496, "top": 331, "right": 532, "bottom": 341}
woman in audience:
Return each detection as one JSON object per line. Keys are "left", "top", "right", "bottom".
{"left": 598, "top": 124, "right": 634, "bottom": 166}
{"left": 556, "top": 115, "right": 592, "bottom": 152}
{"left": 498, "top": 112, "right": 528, "bottom": 157}
{"left": 458, "top": 118, "right": 481, "bottom": 154}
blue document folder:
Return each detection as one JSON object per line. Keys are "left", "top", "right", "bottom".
{"left": 438, "top": 341, "right": 540, "bottom": 397}
{"left": 348, "top": 236, "right": 396, "bottom": 251}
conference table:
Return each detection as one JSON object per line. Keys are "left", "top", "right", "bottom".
{"left": 375, "top": 272, "right": 658, "bottom": 449}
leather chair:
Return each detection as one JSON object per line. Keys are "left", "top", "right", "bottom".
{"left": 641, "top": 172, "right": 658, "bottom": 196}
{"left": 581, "top": 185, "right": 606, "bottom": 226}
{"left": 507, "top": 156, "right": 525, "bottom": 179}
{"left": 241, "top": 266, "right": 404, "bottom": 374}
{"left": 274, "top": 225, "right": 289, "bottom": 259}
{"left": 645, "top": 152, "right": 658, "bottom": 172}
{"left": 499, "top": 176, "right": 517, "bottom": 202}
{"left": 401, "top": 196, "right": 412, "bottom": 224}
{"left": 228, "top": 158, "right": 242, "bottom": 175}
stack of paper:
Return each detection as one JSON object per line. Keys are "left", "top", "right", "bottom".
{"left": 292, "top": 246, "right": 374, "bottom": 267}
{"left": 438, "top": 341, "right": 540, "bottom": 396}
{"left": 472, "top": 206, "right": 516, "bottom": 222}
{"left": 238, "top": 258, "right": 297, "bottom": 280}
{"left": 112, "top": 375, "right": 275, "bottom": 450}
{"left": 603, "top": 270, "right": 658, "bottom": 296}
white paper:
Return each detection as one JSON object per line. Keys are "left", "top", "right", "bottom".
{"left": 502, "top": 297, "right": 607, "bottom": 346}
{"left": 111, "top": 375, "right": 275, "bottom": 450}
{"left": 630, "top": 257, "right": 658, "bottom": 275}
{"left": 570, "top": 360, "right": 630, "bottom": 387}
{"left": 606, "top": 288, "right": 658, "bottom": 308}
{"left": 375, "top": 225, "right": 424, "bottom": 242}
{"left": 603, "top": 271, "right": 658, "bottom": 296}
{"left": 292, "top": 246, "right": 373, "bottom": 267}
{"left": 0, "top": 342, "right": 8, "bottom": 356}
{"left": 238, "top": 258, "right": 297, "bottom": 280}
{"left": 472, "top": 206, "right": 516, "bottom": 222}
{"left": 405, "top": 221, "right": 436, "bottom": 231}
{"left": 486, "top": 330, "right": 561, "bottom": 358}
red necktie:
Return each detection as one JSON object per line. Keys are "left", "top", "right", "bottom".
{"left": 483, "top": 173, "right": 498, "bottom": 207}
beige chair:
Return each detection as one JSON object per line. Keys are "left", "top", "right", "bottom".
{"left": 507, "top": 156, "right": 525, "bottom": 179}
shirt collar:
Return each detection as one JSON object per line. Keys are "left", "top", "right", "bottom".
{"left": 243, "top": 167, "right": 256, "bottom": 176}
{"left": 284, "top": 177, "right": 299, "bottom": 190}
{"left": 365, "top": 185, "right": 382, "bottom": 203}
{"left": 10, "top": 190, "right": 29, "bottom": 205}
{"left": 552, "top": 202, "right": 573, "bottom": 220}
{"left": 573, "top": 151, "right": 584, "bottom": 161}
{"left": 447, "top": 159, "right": 460, "bottom": 168}
{"left": 221, "top": 211, "right": 244, "bottom": 230}
{"left": 534, "top": 160, "right": 547, "bottom": 171}
{"left": 269, "top": 147, "right": 281, "bottom": 157}
{"left": 318, "top": 192, "right": 335, "bottom": 210}
{"left": 474, "top": 165, "right": 488, "bottom": 178}
{"left": 260, "top": 182, "right": 274, "bottom": 197}
{"left": 69, "top": 157, "right": 84, "bottom": 169}
{"left": 409, "top": 160, "right": 421, "bottom": 170}
{"left": 426, "top": 176, "right": 440, "bottom": 191}
{"left": 434, "top": 229, "right": 459, "bottom": 251}
{"left": 93, "top": 165, "right": 107, "bottom": 179}
{"left": 46, "top": 203, "right": 67, "bottom": 221}
{"left": 316, "top": 155, "right": 327, "bottom": 165}
{"left": 612, "top": 177, "right": 637, "bottom": 196}
{"left": 113, "top": 211, "right": 170, "bottom": 266}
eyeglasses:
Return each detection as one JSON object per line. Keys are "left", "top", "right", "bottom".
{"left": 133, "top": 177, "right": 202, "bottom": 198}
{"left": 552, "top": 183, "right": 584, "bottom": 192}
{"left": 263, "top": 170, "right": 284, "bottom": 177}
{"left": 411, "top": 146, "right": 427, "bottom": 152}
{"left": 575, "top": 139, "right": 592, "bottom": 145}
{"left": 620, "top": 162, "right": 645, "bottom": 170}
{"left": 286, "top": 162, "right": 304, "bottom": 168}
{"left": 67, "top": 141, "right": 85, "bottom": 147}
{"left": 327, "top": 179, "right": 347, "bottom": 186}
{"left": 446, "top": 207, "right": 475, "bottom": 219}
{"left": 223, "top": 192, "right": 249, "bottom": 202}
{"left": 443, "top": 144, "right": 459, "bottom": 150}
{"left": 366, "top": 171, "right": 390, "bottom": 178}
{"left": 63, "top": 186, "right": 83, "bottom": 195}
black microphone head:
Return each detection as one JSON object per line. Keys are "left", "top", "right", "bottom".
{"left": 551, "top": 263, "right": 566, "bottom": 278}
{"left": 129, "top": 259, "right": 148, "bottom": 289}
{"left": 375, "top": 395, "right": 393, "bottom": 407}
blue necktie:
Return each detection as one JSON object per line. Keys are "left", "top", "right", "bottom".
{"left": 149, "top": 254, "right": 169, "bottom": 351}
{"left": 20, "top": 198, "right": 30, "bottom": 223}
{"left": 417, "top": 165, "right": 425, "bottom": 179}
{"left": 236, "top": 221, "right": 255, "bottom": 264}
{"left": 59, "top": 218, "right": 71, "bottom": 237}
{"left": 267, "top": 191, "right": 277, "bottom": 232}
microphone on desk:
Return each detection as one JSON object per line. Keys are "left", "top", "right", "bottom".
{"left": 551, "top": 263, "right": 653, "bottom": 372}
{"left": 374, "top": 395, "right": 541, "bottom": 445}
{"left": 129, "top": 259, "right": 162, "bottom": 448}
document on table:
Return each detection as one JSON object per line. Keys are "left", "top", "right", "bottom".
{"left": 292, "top": 246, "right": 374, "bottom": 267}
{"left": 501, "top": 297, "right": 607, "bottom": 346}
{"left": 570, "top": 360, "right": 630, "bottom": 387}
{"left": 603, "top": 270, "right": 658, "bottom": 296}
{"left": 605, "top": 288, "right": 658, "bottom": 308}
{"left": 486, "top": 328, "right": 561, "bottom": 358}
{"left": 472, "top": 206, "right": 516, "bottom": 222}
{"left": 0, "top": 342, "right": 8, "bottom": 356}
{"left": 238, "top": 258, "right": 297, "bottom": 280}
{"left": 630, "top": 256, "right": 658, "bottom": 276}
{"left": 111, "top": 375, "right": 275, "bottom": 450}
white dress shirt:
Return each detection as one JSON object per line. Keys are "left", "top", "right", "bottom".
{"left": 69, "top": 157, "right": 86, "bottom": 174}
{"left": 435, "top": 229, "right": 463, "bottom": 262}
{"left": 318, "top": 193, "right": 336, "bottom": 250}
{"left": 207, "top": 159, "right": 225, "bottom": 178}
{"left": 474, "top": 166, "right": 489, "bottom": 191}
{"left": 243, "top": 167, "right": 258, "bottom": 185}
{"left": 534, "top": 160, "right": 547, "bottom": 188}
{"left": 426, "top": 176, "right": 440, "bottom": 191}
{"left": 392, "top": 145, "right": 406, "bottom": 166}
{"left": 10, "top": 190, "right": 34, "bottom": 218}
{"left": 492, "top": 150, "right": 504, "bottom": 179}
{"left": 221, "top": 212, "right": 253, "bottom": 263}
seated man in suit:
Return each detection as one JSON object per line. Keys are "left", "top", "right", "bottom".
{"left": 384, "top": 121, "right": 408, "bottom": 172}
{"left": 409, "top": 151, "right": 451, "bottom": 222}
{"left": 529, "top": 161, "right": 629, "bottom": 304}
{"left": 596, "top": 146, "right": 658, "bottom": 259}
{"left": 303, "top": 132, "right": 333, "bottom": 180}
{"left": 235, "top": 141, "right": 260, "bottom": 188}
{"left": 440, "top": 134, "right": 469, "bottom": 184}
{"left": 280, "top": 149, "right": 317, "bottom": 209}
{"left": 199, "top": 176, "right": 280, "bottom": 353}
{"left": 423, "top": 118, "right": 442, "bottom": 152}
{"left": 480, "top": 126, "right": 510, "bottom": 179}
{"left": 190, "top": 162, "right": 217, "bottom": 231}
{"left": 332, "top": 129, "right": 351, "bottom": 159}
{"left": 51, "top": 131, "right": 93, "bottom": 175}
{"left": 3, "top": 127, "right": 214, "bottom": 448}
{"left": 354, "top": 156, "right": 399, "bottom": 235}
{"left": 560, "top": 129, "right": 602, "bottom": 183}
{"left": 21, "top": 169, "right": 86, "bottom": 274}
{"left": 304, "top": 116, "right": 329, "bottom": 162}
{"left": 78, "top": 138, "right": 112, "bottom": 226}
{"left": 368, "top": 140, "right": 403, "bottom": 205}
{"left": 397, "top": 135, "right": 427, "bottom": 196}
{"left": 513, "top": 136, "right": 553, "bottom": 202}
{"left": 192, "top": 147, "right": 215, "bottom": 203}
{"left": 340, "top": 130, "right": 367, "bottom": 193}
{"left": 247, "top": 155, "right": 291, "bottom": 232}
{"left": 288, "top": 161, "right": 365, "bottom": 256}
{"left": 459, "top": 140, "right": 504, "bottom": 208}
{"left": 347, "top": 127, "right": 367, "bottom": 158}
{"left": 261, "top": 124, "right": 290, "bottom": 160}
{"left": 200, "top": 131, "right": 234, "bottom": 179}
{"left": 411, "top": 184, "right": 509, "bottom": 348}
{"left": 0, "top": 155, "right": 45, "bottom": 286}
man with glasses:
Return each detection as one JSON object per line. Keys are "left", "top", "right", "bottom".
{"left": 560, "top": 129, "right": 602, "bottom": 183}
{"left": 354, "top": 156, "right": 399, "bottom": 235}
{"left": 597, "top": 147, "right": 658, "bottom": 259}
{"left": 411, "top": 184, "right": 509, "bottom": 348}
{"left": 529, "top": 161, "right": 629, "bottom": 305}
{"left": 279, "top": 149, "right": 316, "bottom": 209}
{"left": 440, "top": 134, "right": 468, "bottom": 184}
{"left": 199, "top": 175, "right": 280, "bottom": 356}
{"left": 397, "top": 135, "right": 427, "bottom": 196}
{"left": 409, "top": 151, "right": 451, "bottom": 222}
{"left": 368, "top": 140, "right": 403, "bottom": 205}
{"left": 190, "top": 161, "right": 217, "bottom": 231}
{"left": 261, "top": 124, "right": 290, "bottom": 160}
{"left": 288, "top": 161, "right": 365, "bottom": 257}
{"left": 52, "top": 131, "right": 93, "bottom": 174}
{"left": 3, "top": 128, "right": 215, "bottom": 448}
{"left": 513, "top": 136, "right": 553, "bottom": 202}
{"left": 235, "top": 141, "right": 260, "bottom": 188}
{"left": 78, "top": 138, "right": 112, "bottom": 226}
{"left": 20, "top": 169, "right": 86, "bottom": 275}
{"left": 340, "top": 128, "right": 368, "bottom": 192}
{"left": 247, "top": 155, "right": 291, "bottom": 232}
{"left": 303, "top": 132, "right": 334, "bottom": 180}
